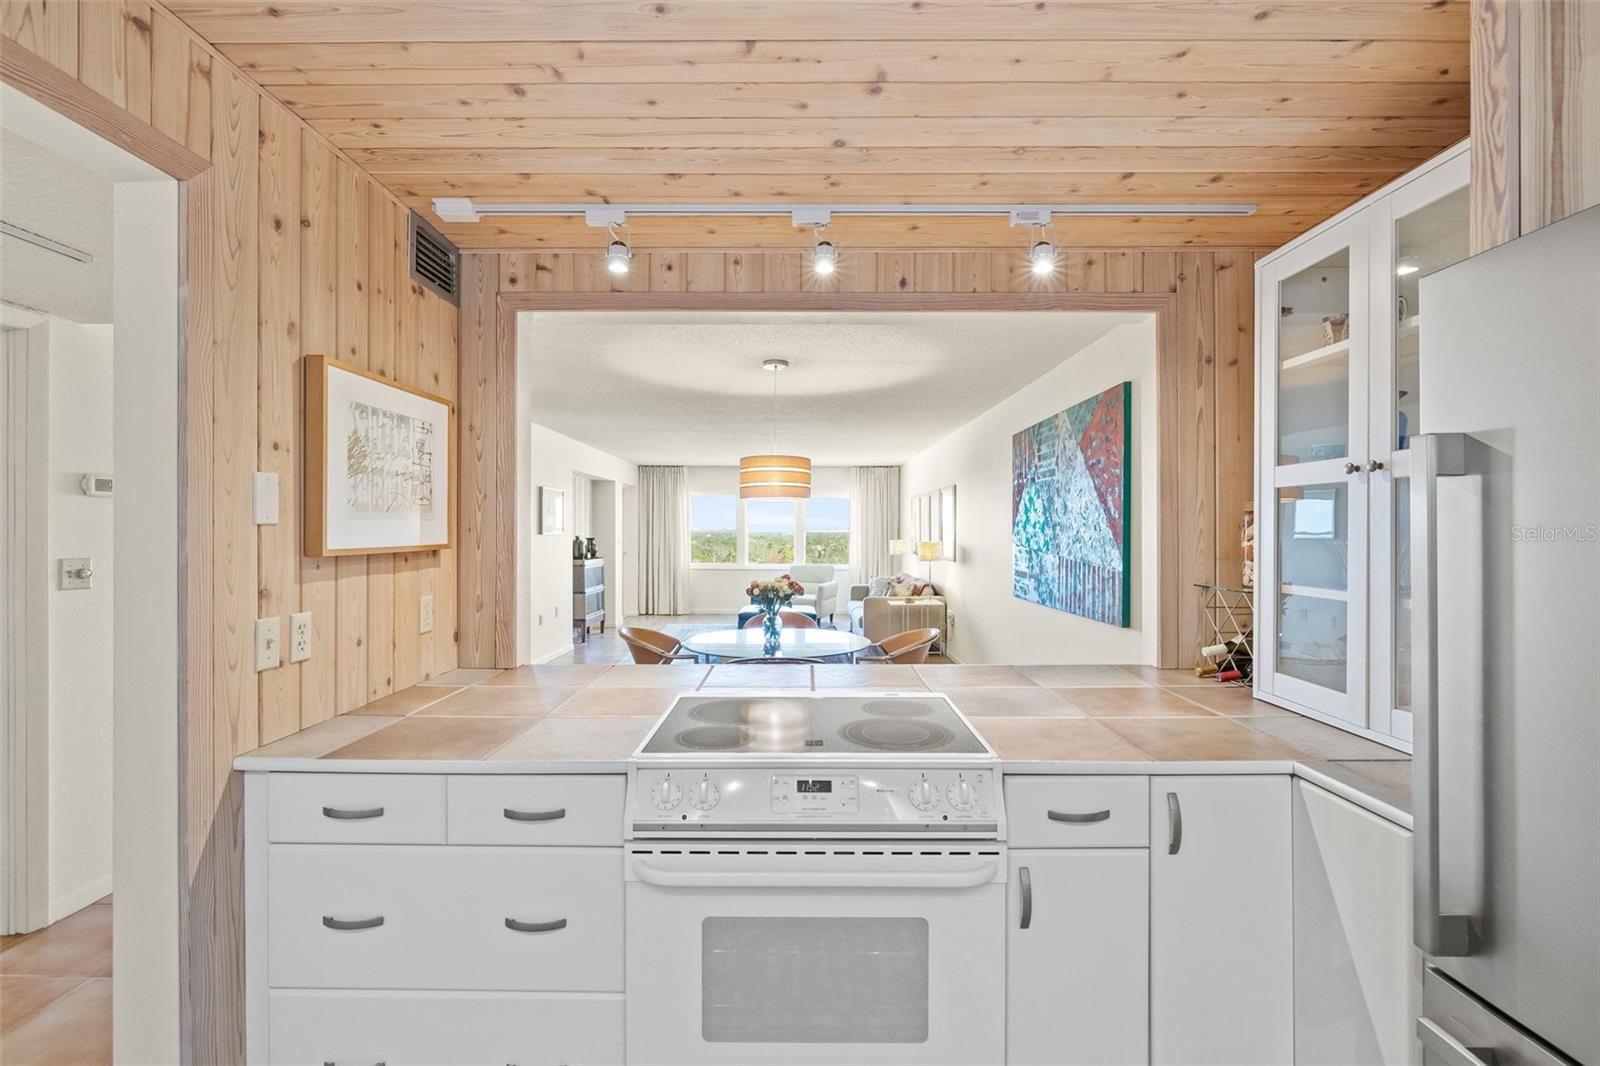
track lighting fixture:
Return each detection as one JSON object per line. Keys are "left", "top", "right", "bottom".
{"left": 604, "top": 224, "right": 631, "bottom": 275}
{"left": 811, "top": 230, "right": 837, "bottom": 276}
{"left": 1029, "top": 237, "right": 1057, "bottom": 277}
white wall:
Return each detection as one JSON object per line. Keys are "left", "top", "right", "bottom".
{"left": 45, "top": 320, "right": 114, "bottom": 919}
{"left": 521, "top": 422, "right": 637, "bottom": 664}
{"left": 901, "top": 318, "right": 1160, "bottom": 665}
{"left": 686, "top": 465, "right": 851, "bottom": 613}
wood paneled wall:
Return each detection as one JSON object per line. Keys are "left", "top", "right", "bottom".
{"left": 456, "top": 247, "right": 1259, "bottom": 672}
{"left": 3, "top": 2, "right": 459, "bottom": 1059}
{"left": 1471, "top": 0, "right": 1599, "bottom": 250}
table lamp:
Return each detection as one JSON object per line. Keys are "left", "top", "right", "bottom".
{"left": 889, "top": 538, "right": 912, "bottom": 562}
{"left": 917, "top": 541, "right": 940, "bottom": 580}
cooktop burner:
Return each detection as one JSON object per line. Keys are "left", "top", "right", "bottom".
{"left": 638, "top": 693, "right": 987, "bottom": 757}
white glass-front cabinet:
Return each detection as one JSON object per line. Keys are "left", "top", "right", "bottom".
{"left": 1256, "top": 143, "right": 1469, "bottom": 749}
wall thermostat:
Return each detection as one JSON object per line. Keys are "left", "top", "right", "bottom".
{"left": 80, "top": 474, "right": 113, "bottom": 496}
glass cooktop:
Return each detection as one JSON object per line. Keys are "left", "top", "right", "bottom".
{"left": 638, "top": 693, "right": 989, "bottom": 757}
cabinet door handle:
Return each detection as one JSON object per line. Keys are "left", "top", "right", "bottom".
{"left": 1166, "top": 792, "right": 1183, "bottom": 855}
{"left": 503, "top": 806, "right": 566, "bottom": 822}
{"left": 505, "top": 917, "right": 568, "bottom": 934}
{"left": 322, "top": 915, "right": 384, "bottom": 931}
{"left": 1047, "top": 808, "right": 1111, "bottom": 824}
{"left": 321, "top": 805, "right": 384, "bottom": 820}
{"left": 1018, "top": 866, "right": 1032, "bottom": 930}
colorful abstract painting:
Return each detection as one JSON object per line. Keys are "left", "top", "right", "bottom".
{"left": 1011, "top": 382, "right": 1131, "bottom": 627}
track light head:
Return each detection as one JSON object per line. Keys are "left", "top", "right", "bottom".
{"left": 812, "top": 238, "right": 837, "bottom": 276}
{"left": 1029, "top": 239, "right": 1057, "bottom": 277}
{"left": 604, "top": 237, "right": 631, "bottom": 275}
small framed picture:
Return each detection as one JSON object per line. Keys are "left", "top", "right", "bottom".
{"left": 305, "top": 354, "right": 453, "bottom": 557}
{"left": 539, "top": 485, "right": 566, "bottom": 534}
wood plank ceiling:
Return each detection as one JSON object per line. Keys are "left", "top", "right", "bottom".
{"left": 164, "top": 0, "right": 1471, "bottom": 251}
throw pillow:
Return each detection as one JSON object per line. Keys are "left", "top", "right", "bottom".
{"left": 868, "top": 577, "right": 892, "bottom": 597}
{"left": 887, "top": 579, "right": 917, "bottom": 597}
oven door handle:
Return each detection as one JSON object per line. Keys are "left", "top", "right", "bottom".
{"left": 631, "top": 858, "right": 1000, "bottom": 890}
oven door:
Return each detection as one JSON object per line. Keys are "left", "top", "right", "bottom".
{"left": 625, "top": 842, "right": 1006, "bottom": 1066}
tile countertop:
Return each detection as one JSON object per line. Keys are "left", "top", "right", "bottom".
{"left": 234, "top": 663, "right": 1413, "bottom": 829}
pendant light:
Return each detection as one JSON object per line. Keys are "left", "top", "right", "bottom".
{"left": 739, "top": 358, "right": 812, "bottom": 499}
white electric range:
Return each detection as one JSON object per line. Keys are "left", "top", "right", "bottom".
{"left": 624, "top": 692, "right": 1007, "bottom": 1065}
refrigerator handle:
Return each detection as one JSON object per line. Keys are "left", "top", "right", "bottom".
{"left": 1411, "top": 432, "right": 1474, "bottom": 958}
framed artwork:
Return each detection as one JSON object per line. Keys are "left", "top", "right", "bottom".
{"left": 539, "top": 485, "right": 566, "bottom": 534}
{"left": 938, "top": 485, "right": 957, "bottom": 561}
{"left": 1011, "top": 381, "right": 1132, "bottom": 627}
{"left": 305, "top": 354, "right": 452, "bottom": 557}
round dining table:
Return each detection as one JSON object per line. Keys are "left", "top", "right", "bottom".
{"left": 680, "top": 626, "right": 872, "bottom": 663}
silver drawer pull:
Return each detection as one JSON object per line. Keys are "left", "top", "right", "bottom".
{"left": 503, "top": 807, "right": 566, "bottom": 822}
{"left": 322, "top": 915, "right": 384, "bottom": 931}
{"left": 1167, "top": 792, "right": 1183, "bottom": 855}
{"left": 322, "top": 805, "right": 384, "bottom": 820}
{"left": 505, "top": 917, "right": 568, "bottom": 934}
{"left": 1018, "top": 865, "right": 1032, "bottom": 930}
{"left": 1047, "top": 808, "right": 1111, "bottom": 824}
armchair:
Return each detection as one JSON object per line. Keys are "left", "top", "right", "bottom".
{"left": 786, "top": 564, "right": 840, "bottom": 625}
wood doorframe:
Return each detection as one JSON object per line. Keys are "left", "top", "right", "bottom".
{"left": 486, "top": 289, "right": 1184, "bottom": 668}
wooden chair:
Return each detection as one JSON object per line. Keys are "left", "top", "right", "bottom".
{"left": 619, "top": 626, "right": 698, "bottom": 665}
{"left": 741, "top": 611, "right": 817, "bottom": 629}
{"left": 857, "top": 627, "right": 940, "bottom": 664}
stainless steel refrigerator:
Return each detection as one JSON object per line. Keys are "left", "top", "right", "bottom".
{"left": 1412, "top": 204, "right": 1600, "bottom": 1066}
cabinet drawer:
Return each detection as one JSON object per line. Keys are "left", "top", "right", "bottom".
{"left": 269, "top": 773, "right": 445, "bottom": 844}
{"left": 447, "top": 775, "right": 624, "bottom": 846}
{"left": 1005, "top": 777, "right": 1149, "bottom": 848}
{"left": 268, "top": 846, "right": 624, "bottom": 992}
{"left": 268, "top": 990, "right": 624, "bottom": 1066}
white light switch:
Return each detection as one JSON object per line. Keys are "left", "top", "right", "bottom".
{"left": 419, "top": 594, "right": 434, "bottom": 634}
{"left": 253, "top": 472, "right": 279, "bottom": 525}
{"left": 289, "top": 612, "right": 312, "bottom": 663}
{"left": 255, "top": 617, "right": 281, "bottom": 671}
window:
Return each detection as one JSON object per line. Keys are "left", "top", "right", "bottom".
{"left": 745, "top": 498, "right": 797, "bottom": 565}
{"left": 690, "top": 495, "right": 737, "bottom": 563}
{"left": 805, "top": 496, "right": 850, "bottom": 565}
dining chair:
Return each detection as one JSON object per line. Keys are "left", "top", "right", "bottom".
{"left": 857, "top": 627, "right": 941, "bottom": 665}
{"left": 740, "top": 611, "right": 818, "bottom": 629}
{"left": 619, "top": 626, "right": 698, "bottom": 665}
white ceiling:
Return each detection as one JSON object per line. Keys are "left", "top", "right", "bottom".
{"left": 0, "top": 128, "right": 114, "bottom": 323}
{"left": 520, "top": 310, "right": 1148, "bottom": 465}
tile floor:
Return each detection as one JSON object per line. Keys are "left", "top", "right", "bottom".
{"left": 1, "top": 896, "right": 112, "bottom": 1066}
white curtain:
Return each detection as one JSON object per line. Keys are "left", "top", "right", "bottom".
{"left": 638, "top": 465, "right": 689, "bottom": 615}
{"left": 849, "top": 466, "right": 900, "bottom": 585}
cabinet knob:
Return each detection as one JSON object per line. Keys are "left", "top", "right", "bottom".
{"left": 1367, "top": 459, "right": 1386, "bottom": 472}
{"left": 1343, "top": 461, "right": 1362, "bottom": 475}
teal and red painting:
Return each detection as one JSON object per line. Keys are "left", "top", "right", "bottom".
{"left": 1011, "top": 382, "right": 1131, "bottom": 627}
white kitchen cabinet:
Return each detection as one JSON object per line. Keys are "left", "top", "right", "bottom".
{"left": 1256, "top": 141, "right": 1470, "bottom": 749}
{"left": 1149, "top": 775, "right": 1292, "bottom": 1066}
{"left": 1006, "top": 848, "right": 1148, "bottom": 1066}
{"left": 1293, "top": 780, "right": 1416, "bottom": 1066}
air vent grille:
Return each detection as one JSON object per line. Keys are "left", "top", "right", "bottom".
{"left": 408, "top": 212, "right": 459, "bottom": 304}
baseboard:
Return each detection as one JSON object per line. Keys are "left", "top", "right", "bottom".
{"left": 51, "top": 874, "right": 113, "bottom": 924}
{"left": 534, "top": 644, "right": 574, "bottom": 664}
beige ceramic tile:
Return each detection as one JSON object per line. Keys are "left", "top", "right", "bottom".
{"left": 243, "top": 715, "right": 402, "bottom": 758}
{"left": 1244, "top": 716, "right": 1411, "bottom": 760}
{"left": 419, "top": 667, "right": 503, "bottom": 687}
{"left": 1315, "top": 759, "right": 1414, "bottom": 815}
{"left": 1019, "top": 665, "right": 1150, "bottom": 687}
{"left": 0, "top": 976, "right": 111, "bottom": 1065}
{"left": 347, "top": 685, "right": 460, "bottom": 716}
{"left": 488, "top": 716, "right": 659, "bottom": 763}
{"left": 1169, "top": 685, "right": 1294, "bottom": 716}
{"left": 588, "top": 664, "right": 711, "bottom": 689}
{"left": 0, "top": 903, "right": 111, "bottom": 978}
{"left": 1117, "top": 665, "right": 1215, "bottom": 687}
{"left": 915, "top": 664, "right": 1035, "bottom": 688}
{"left": 811, "top": 664, "right": 927, "bottom": 690}
{"left": 701, "top": 664, "right": 813, "bottom": 689}
{"left": 1055, "top": 687, "right": 1221, "bottom": 718}
{"left": 478, "top": 664, "right": 614, "bottom": 688}
{"left": 414, "top": 685, "right": 580, "bottom": 717}
{"left": 946, "top": 687, "right": 1084, "bottom": 718}
{"left": 548, "top": 686, "right": 684, "bottom": 718}
{"left": 325, "top": 716, "right": 534, "bottom": 761}
{"left": 971, "top": 718, "right": 1152, "bottom": 762}
{"left": 1100, "top": 717, "right": 1301, "bottom": 761}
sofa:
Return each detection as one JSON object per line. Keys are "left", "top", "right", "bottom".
{"left": 848, "top": 575, "right": 948, "bottom": 647}
{"left": 786, "top": 564, "right": 841, "bottom": 625}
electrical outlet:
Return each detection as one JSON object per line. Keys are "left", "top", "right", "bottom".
{"left": 419, "top": 594, "right": 434, "bottom": 634}
{"left": 289, "top": 612, "right": 312, "bottom": 662}
{"left": 255, "top": 617, "right": 281, "bottom": 672}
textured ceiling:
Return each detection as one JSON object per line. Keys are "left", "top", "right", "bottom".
{"left": 0, "top": 129, "right": 114, "bottom": 323}
{"left": 520, "top": 310, "right": 1148, "bottom": 465}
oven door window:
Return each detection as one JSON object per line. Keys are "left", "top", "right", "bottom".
{"left": 701, "top": 917, "right": 930, "bottom": 1043}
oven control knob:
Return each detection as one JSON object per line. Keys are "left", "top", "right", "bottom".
{"left": 690, "top": 777, "right": 721, "bottom": 811}
{"left": 909, "top": 776, "right": 939, "bottom": 812}
{"left": 652, "top": 777, "right": 684, "bottom": 811}
{"left": 947, "top": 778, "right": 976, "bottom": 811}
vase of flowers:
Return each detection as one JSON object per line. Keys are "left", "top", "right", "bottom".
{"left": 746, "top": 573, "right": 805, "bottom": 654}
